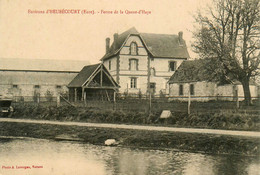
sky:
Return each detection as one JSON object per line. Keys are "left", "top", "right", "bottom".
{"left": 0, "top": 0, "right": 212, "bottom": 64}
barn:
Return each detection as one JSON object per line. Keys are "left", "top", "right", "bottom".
{"left": 0, "top": 58, "right": 89, "bottom": 101}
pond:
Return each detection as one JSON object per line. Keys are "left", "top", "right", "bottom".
{"left": 0, "top": 137, "right": 259, "bottom": 175}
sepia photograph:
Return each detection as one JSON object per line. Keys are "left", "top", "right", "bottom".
{"left": 0, "top": 0, "right": 259, "bottom": 174}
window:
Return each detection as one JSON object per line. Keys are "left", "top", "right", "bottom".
{"left": 169, "top": 61, "right": 176, "bottom": 71}
{"left": 130, "top": 42, "right": 138, "bottom": 55}
{"left": 150, "top": 82, "right": 156, "bottom": 89}
{"left": 12, "top": 85, "right": 18, "bottom": 88}
{"left": 129, "top": 59, "right": 138, "bottom": 71}
{"left": 130, "top": 77, "right": 137, "bottom": 88}
{"left": 179, "top": 84, "right": 183, "bottom": 95}
{"left": 34, "top": 85, "right": 40, "bottom": 88}
{"left": 109, "top": 60, "right": 111, "bottom": 70}
{"left": 190, "top": 84, "right": 194, "bottom": 95}
{"left": 56, "top": 85, "right": 62, "bottom": 89}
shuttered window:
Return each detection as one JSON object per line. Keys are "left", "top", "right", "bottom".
{"left": 190, "top": 84, "right": 194, "bottom": 95}
{"left": 179, "top": 84, "right": 183, "bottom": 95}
{"left": 169, "top": 61, "right": 176, "bottom": 71}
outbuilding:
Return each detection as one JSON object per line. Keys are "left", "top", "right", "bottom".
{"left": 67, "top": 63, "right": 120, "bottom": 102}
{"left": 168, "top": 58, "right": 259, "bottom": 102}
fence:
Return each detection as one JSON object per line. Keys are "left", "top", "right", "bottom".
{"left": 11, "top": 94, "right": 260, "bottom": 114}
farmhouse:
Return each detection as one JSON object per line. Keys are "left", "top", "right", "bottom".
{"left": 101, "top": 27, "right": 190, "bottom": 96}
{"left": 168, "top": 58, "right": 259, "bottom": 101}
{"left": 0, "top": 58, "right": 89, "bottom": 101}
{"left": 67, "top": 63, "right": 119, "bottom": 102}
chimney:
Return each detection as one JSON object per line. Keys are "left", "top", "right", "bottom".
{"left": 113, "top": 33, "right": 119, "bottom": 49}
{"left": 178, "top": 31, "right": 183, "bottom": 45}
{"left": 106, "top": 37, "right": 110, "bottom": 54}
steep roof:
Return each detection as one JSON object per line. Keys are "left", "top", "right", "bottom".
{"left": 0, "top": 58, "right": 90, "bottom": 71}
{"left": 101, "top": 27, "right": 190, "bottom": 60}
{"left": 102, "top": 27, "right": 139, "bottom": 60}
{"left": 140, "top": 33, "right": 189, "bottom": 58}
{"left": 68, "top": 64, "right": 100, "bottom": 87}
{"left": 169, "top": 58, "right": 227, "bottom": 83}
{"left": 67, "top": 63, "right": 119, "bottom": 88}
{"left": 0, "top": 70, "right": 78, "bottom": 86}
{"left": 169, "top": 58, "right": 257, "bottom": 85}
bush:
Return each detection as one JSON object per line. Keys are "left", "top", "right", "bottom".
{"left": 10, "top": 103, "right": 260, "bottom": 131}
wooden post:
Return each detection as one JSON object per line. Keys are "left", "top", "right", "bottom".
{"left": 147, "top": 54, "right": 151, "bottom": 114}
{"left": 82, "top": 87, "right": 84, "bottom": 101}
{"left": 74, "top": 88, "right": 77, "bottom": 102}
{"left": 113, "top": 91, "right": 116, "bottom": 111}
{"left": 188, "top": 85, "right": 191, "bottom": 115}
{"left": 113, "top": 91, "right": 116, "bottom": 102}
{"left": 236, "top": 89, "right": 239, "bottom": 109}
{"left": 149, "top": 90, "right": 152, "bottom": 114}
{"left": 100, "top": 64, "right": 103, "bottom": 87}
{"left": 84, "top": 91, "right": 87, "bottom": 107}
{"left": 57, "top": 95, "right": 60, "bottom": 107}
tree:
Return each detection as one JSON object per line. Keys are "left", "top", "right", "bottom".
{"left": 192, "top": 0, "right": 260, "bottom": 105}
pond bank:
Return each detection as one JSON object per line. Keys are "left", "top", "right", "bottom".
{"left": 0, "top": 120, "right": 259, "bottom": 156}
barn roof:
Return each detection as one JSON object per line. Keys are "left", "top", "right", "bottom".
{"left": 140, "top": 33, "right": 190, "bottom": 58}
{"left": 169, "top": 58, "right": 257, "bottom": 85}
{"left": 0, "top": 70, "right": 78, "bottom": 86}
{"left": 67, "top": 63, "right": 119, "bottom": 88}
{"left": 101, "top": 27, "right": 190, "bottom": 60}
{"left": 67, "top": 64, "right": 100, "bottom": 87}
{"left": 0, "top": 58, "right": 90, "bottom": 72}
{"left": 169, "top": 59, "right": 221, "bottom": 83}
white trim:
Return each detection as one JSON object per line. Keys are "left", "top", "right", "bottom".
{"left": 114, "top": 34, "right": 156, "bottom": 57}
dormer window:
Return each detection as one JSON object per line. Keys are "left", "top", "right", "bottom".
{"left": 130, "top": 42, "right": 138, "bottom": 55}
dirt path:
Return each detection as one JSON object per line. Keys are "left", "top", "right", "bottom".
{"left": 0, "top": 118, "right": 259, "bottom": 138}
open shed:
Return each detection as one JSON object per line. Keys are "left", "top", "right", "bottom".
{"left": 67, "top": 63, "right": 119, "bottom": 102}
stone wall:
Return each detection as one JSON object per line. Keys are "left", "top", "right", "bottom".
{"left": 169, "top": 81, "right": 259, "bottom": 101}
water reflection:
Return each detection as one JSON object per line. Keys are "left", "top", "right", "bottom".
{"left": 0, "top": 138, "right": 259, "bottom": 175}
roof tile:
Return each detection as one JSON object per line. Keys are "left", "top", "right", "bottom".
{"left": 101, "top": 27, "right": 190, "bottom": 60}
